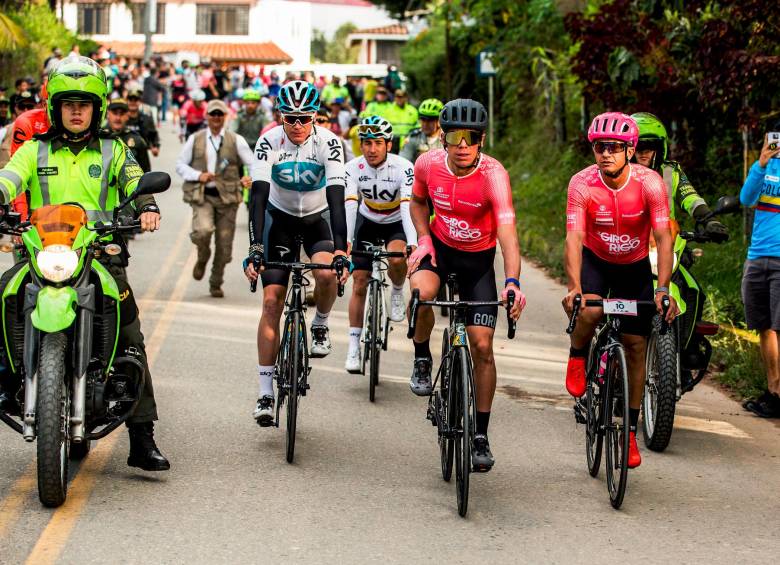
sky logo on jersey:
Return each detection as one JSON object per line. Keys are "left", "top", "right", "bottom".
{"left": 272, "top": 162, "right": 326, "bottom": 191}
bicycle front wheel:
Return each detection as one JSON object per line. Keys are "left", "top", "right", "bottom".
{"left": 369, "top": 281, "right": 381, "bottom": 402}
{"left": 286, "top": 311, "right": 302, "bottom": 464}
{"left": 604, "top": 345, "right": 630, "bottom": 509}
{"left": 453, "top": 347, "right": 473, "bottom": 517}
{"left": 439, "top": 329, "right": 453, "bottom": 482}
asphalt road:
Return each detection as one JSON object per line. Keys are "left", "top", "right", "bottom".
{"left": 0, "top": 127, "right": 778, "bottom": 564}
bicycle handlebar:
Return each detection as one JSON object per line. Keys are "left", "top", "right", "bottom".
{"left": 350, "top": 249, "right": 406, "bottom": 259}
{"left": 250, "top": 260, "right": 343, "bottom": 295}
{"left": 406, "top": 288, "right": 517, "bottom": 340}
{"left": 566, "top": 294, "right": 671, "bottom": 335}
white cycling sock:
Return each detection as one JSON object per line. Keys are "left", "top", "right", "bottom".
{"left": 258, "top": 365, "right": 274, "bottom": 398}
{"left": 391, "top": 283, "right": 404, "bottom": 295}
{"left": 348, "top": 327, "right": 362, "bottom": 351}
{"left": 312, "top": 309, "right": 329, "bottom": 328}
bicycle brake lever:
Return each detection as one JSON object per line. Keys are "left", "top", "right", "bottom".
{"left": 566, "top": 294, "right": 582, "bottom": 335}
{"left": 407, "top": 288, "right": 420, "bottom": 339}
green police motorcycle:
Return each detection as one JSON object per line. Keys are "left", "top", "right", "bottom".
{"left": 644, "top": 195, "right": 740, "bottom": 452}
{"left": 0, "top": 172, "right": 170, "bottom": 507}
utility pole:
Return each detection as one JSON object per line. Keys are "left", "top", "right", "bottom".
{"left": 143, "top": 0, "right": 157, "bottom": 64}
{"left": 444, "top": 2, "right": 451, "bottom": 100}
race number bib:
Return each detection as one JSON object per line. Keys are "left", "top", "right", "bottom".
{"left": 603, "top": 299, "right": 638, "bottom": 316}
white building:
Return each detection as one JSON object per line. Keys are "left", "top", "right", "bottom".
{"left": 59, "top": 0, "right": 310, "bottom": 65}
{"left": 285, "top": 0, "right": 396, "bottom": 39}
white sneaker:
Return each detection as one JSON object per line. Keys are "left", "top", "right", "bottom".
{"left": 310, "top": 325, "right": 331, "bottom": 358}
{"left": 253, "top": 395, "right": 274, "bottom": 427}
{"left": 345, "top": 344, "right": 362, "bottom": 374}
{"left": 390, "top": 291, "right": 405, "bottom": 322}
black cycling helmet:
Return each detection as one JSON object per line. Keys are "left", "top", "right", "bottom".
{"left": 440, "top": 99, "right": 488, "bottom": 132}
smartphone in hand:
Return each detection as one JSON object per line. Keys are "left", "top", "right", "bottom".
{"left": 768, "top": 132, "right": 780, "bottom": 153}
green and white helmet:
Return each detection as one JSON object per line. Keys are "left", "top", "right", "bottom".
{"left": 46, "top": 55, "right": 108, "bottom": 133}
{"left": 418, "top": 98, "right": 444, "bottom": 118}
{"left": 632, "top": 112, "right": 668, "bottom": 164}
{"left": 358, "top": 115, "right": 393, "bottom": 140}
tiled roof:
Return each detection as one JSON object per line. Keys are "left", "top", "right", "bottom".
{"left": 351, "top": 24, "right": 408, "bottom": 36}
{"left": 286, "top": 0, "right": 374, "bottom": 6}
{"left": 109, "top": 41, "right": 293, "bottom": 64}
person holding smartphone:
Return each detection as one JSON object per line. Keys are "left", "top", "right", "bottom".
{"left": 740, "top": 126, "right": 780, "bottom": 418}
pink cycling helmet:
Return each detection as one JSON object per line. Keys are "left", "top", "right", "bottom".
{"left": 587, "top": 112, "right": 638, "bottom": 147}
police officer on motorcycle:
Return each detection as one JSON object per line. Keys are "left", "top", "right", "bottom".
{"left": 0, "top": 56, "right": 169, "bottom": 471}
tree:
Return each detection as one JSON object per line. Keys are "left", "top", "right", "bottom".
{"left": 310, "top": 23, "right": 359, "bottom": 64}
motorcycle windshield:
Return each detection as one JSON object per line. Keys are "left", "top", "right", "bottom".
{"left": 30, "top": 204, "right": 88, "bottom": 248}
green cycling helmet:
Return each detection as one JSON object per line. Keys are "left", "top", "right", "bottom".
{"left": 418, "top": 98, "right": 444, "bottom": 118}
{"left": 242, "top": 89, "right": 261, "bottom": 102}
{"left": 631, "top": 112, "right": 668, "bottom": 162}
{"left": 47, "top": 55, "right": 108, "bottom": 133}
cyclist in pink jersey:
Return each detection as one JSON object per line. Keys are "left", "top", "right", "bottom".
{"left": 406, "top": 99, "right": 526, "bottom": 471}
{"left": 562, "top": 112, "right": 678, "bottom": 468}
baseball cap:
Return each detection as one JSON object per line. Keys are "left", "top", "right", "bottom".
{"left": 108, "top": 98, "right": 129, "bottom": 111}
{"left": 394, "top": 89, "right": 407, "bottom": 97}
{"left": 207, "top": 99, "right": 229, "bottom": 114}
{"left": 127, "top": 88, "right": 143, "bottom": 99}
{"left": 376, "top": 86, "right": 388, "bottom": 95}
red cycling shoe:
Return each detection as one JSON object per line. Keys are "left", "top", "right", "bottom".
{"left": 565, "top": 356, "right": 586, "bottom": 397}
{"left": 628, "top": 431, "right": 642, "bottom": 468}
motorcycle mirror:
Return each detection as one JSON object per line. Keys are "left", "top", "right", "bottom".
{"left": 115, "top": 172, "right": 172, "bottom": 216}
{"left": 713, "top": 195, "right": 740, "bottom": 216}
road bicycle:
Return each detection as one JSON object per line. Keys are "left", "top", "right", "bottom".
{"left": 569, "top": 294, "right": 669, "bottom": 509}
{"left": 350, "top": 242, "right": 405, "bottom": 402}
{"left": 407, "top": 276, "right": 516, "bottom": 517}
{"left": 250, "top": 242, "right": 344, "bottom": 463}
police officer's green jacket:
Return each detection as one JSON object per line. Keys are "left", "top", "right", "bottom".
{"left": 0, "top": 134, "right": 150, "bottom": 223}
{"left": 361, "top": 100, "right": 393, "bottom": 120}
{"left": 383, "top": 103, "right": 419, "bottom": 139}
{"left": 115, "top": 128, "right": 151, "bottom": 173}
{"left": 660, "top": 160, "right": 706, "bottom": 221}
{"left": 400, "top": 127, "right": 443, "bottom": 163}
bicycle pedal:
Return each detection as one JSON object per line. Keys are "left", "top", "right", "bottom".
{"left": 573, "top": 401, "right": 586, "bottom": 424}
{"left": 472, "top": 464, "right": 492, "bottom": 473}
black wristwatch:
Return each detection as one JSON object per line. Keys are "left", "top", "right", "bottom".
{"left": 140, "top": 204, "right": 160, "bottom": 215}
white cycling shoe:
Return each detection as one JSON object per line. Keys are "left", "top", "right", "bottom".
{"left": 310, "top": 325, "right": 331, "bottom": 358}
{"left": 390, "top": 292, "right": 406, "bottom": 322}
{"left": 345, "top": 344, "right": 362, "bottom": 374}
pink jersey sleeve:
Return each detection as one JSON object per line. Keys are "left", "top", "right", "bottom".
{"left": 484, "top": 161, "right": 516, "bottom": 225}
{"left": 412, "top": 151, "right": 432, "bottom": 199}
{"left": 566, "top": 172, "right": 590, "bottom": 232}
{"left": 641, "top": 169, "right": 671, "bottom": 230}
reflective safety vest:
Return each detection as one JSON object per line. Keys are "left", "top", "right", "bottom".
{"left": 0, "top": 135, "right": 143, "bottom": 223}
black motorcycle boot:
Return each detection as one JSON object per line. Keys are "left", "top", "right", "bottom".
{"left": 127, "top": 422, "right": 170, "bottom": 471}
{"left": 0, "top": 371, "right": 21, "bottom": 416}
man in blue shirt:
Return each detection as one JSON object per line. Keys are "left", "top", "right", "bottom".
{"left": 740, "top": 132, "right": 780, "bottom": 417}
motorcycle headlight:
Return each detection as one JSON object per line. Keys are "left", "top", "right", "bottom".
{"left": 36, "top": 245, "right": 79, "bottom": 283}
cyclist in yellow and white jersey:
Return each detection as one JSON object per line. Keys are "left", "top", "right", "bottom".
{"left": 344, "top": 116, "right": 417, "bottom": 372}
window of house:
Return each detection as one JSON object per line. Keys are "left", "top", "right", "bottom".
{"left": 131, "top": 3, "right": 167, "bottom": 35}
{"left": 376, "top": 42, "right": 402, "bottom": 66}
{"left": 196, "top": 4, "right": 249, "bottom": 35}
{"left": 77, "top": 3, "right": 110, "bottom": 35}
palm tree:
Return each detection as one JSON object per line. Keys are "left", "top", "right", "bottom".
{"left": 0, "top": 0, "right": 29, "bottom": 51}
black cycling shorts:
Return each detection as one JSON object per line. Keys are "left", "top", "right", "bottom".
{"left": 417, "top": 235, "right": 498, "bottom": 329}
{"left": 352, "top": 214, "right": 406, "bottom": 271}
{"left": 261, "top": 204, "right": 335, "bottom": 287}
{"left": 580, "top": 246, "right": 654, "bottom": 337}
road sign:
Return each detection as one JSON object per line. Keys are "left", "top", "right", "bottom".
{"left": 477, "top": 49, "right": 497, "bottom": 77}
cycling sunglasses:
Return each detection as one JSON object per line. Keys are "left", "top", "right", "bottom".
{"left": 17, "top": 104, "right": 36, "bottom": 112}
{"left": 443, "top": 129, "right": 483, "bottom": 146}
{"left": 358, "top": 124, "right": 384, "bottom": 135}
{"left": 315, "top": 117, "right": 330, "bottom": 125}
{"left": 592, "top": 141, "right": 627, "bottom": 154}
{"left": 282, "top": 114, "right": 314, "bottom": 126}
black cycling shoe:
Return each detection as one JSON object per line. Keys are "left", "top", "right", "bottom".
{"left": 472, "top": 434, "right": 495, "bottom": 472}
{"left": 409, "top": 356, "right": 433, "bottom": 396}
{"left": 127, "top": 422, "right": 170, "bottom": 471}
{"left": 743, "top": 391, "right": 780, "bottom": 419}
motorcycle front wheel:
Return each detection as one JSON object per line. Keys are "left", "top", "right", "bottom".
{"left": 642, "top": 316, "right": 678, "bottom": 452}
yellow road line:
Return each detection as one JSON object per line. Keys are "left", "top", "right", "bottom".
{"left": 0, "top": 218, "right": 191, "bottom": 552}
{"left": 24, "top": 248, "right": 196, "bottom": 565}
